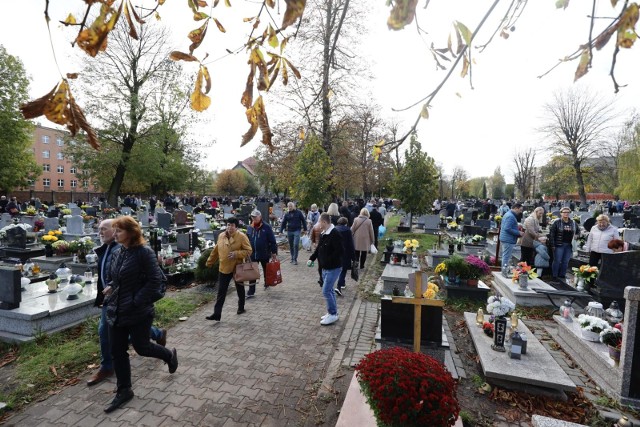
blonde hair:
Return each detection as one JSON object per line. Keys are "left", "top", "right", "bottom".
{"left": 359, "top": 208, "right": 370, "bottom": 217}
{"left": 596, "top": 214, "right": 610, "bottom": 225}
{"left": 327, "top": 203, "right": 340, "bottom": 216}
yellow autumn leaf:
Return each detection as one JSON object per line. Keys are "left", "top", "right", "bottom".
{"left": 299, "top": 127, "right": 305, "bottom": 140}
{"left": 574, "top": 48, "right": 590, "bottom": 81}
{"left": 268, "top": 24, "right": 279, "bottom": 48}
{"left": 191, "top": 67, "right": 211, "bottom": 112}
{"left": 420, "top": 103, "right": 429, "bottom": 119}
{"left": 387, "top": 0, "right": 418, "bottom": 30}
{"left": 455, "top": 21, "right": 472, "bottom": 45}
{"left": 64, "top": 13, "right": 77, "bottom": 25}
{"left": 281, "top": 0, "right": 306, "bottom": 30}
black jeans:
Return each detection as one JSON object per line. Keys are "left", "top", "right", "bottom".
{"left": 355, "top": 250, "right": 367, "bottom": 269}
{"left": 520, "top": 246, "right": 535, "bottom": 266}
{"left": 109, "top": 315, "right": 171, "bottom": 392}
{"left": 248, "top": 259, "right": 268, "bottom": 295}
{"left": 214, "top": 272, "right": 245, "bottom": 317}
{"left": 589, "top": 251, "right": 602, "bottom": 268}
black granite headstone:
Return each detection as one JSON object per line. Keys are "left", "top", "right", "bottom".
{"left": 462, "top": 225, "right": 487, "bottom": 238}
{"left": 176, "top": 233, "right": 190, "bottom": 252}
{"left": 6, "top": 227, "right": 27, "bottom": 249}
{"left": 594, "top": 251, "right": 640, "bottom": 308}
{"left": 492, "top": 317, "right": 507, "bottom": 352}
{"left": 85, "top": 207, "right": 97, "bottom": 217}
{"left": 256, "top": 202, "right": 270, "bottom": 225}
{"left": 380, "top": 298, "right": 442, "bottom": 345}
{"left": 48, "top": 209, "right": 59, "bottom": 218}
{"left": 0, "top": 267, "right": 21, "bottom": 309}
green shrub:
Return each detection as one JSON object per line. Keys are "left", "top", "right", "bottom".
{"left": 195, "top": 248, "right": 219, "bottom": 283}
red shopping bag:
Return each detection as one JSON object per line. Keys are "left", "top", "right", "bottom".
{"left": 265, "top": 259, "right": 283, "bottom": 286}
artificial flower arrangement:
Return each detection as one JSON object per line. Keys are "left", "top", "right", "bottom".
{"left": 600, "top": 326, "right": 623, "bottom": 350}
{"left": 422, "top": 282, "right": 440, "bottom": 299}
{"left": 482, "top": 321, "right": 495, "bottom": 337}
{"left": 61, "top": 208, "right": 72, "bottom": 216}
{"left": 404, "top": 239, "right": 419, "bottom": 254}
{"left": 447, "top": 221, "right": 458, "bottom": 231}
{"left": 25, "top": 206, "right": 37, "bottom": 215}
{"left": 355, "top": 347, "right": 460, "bottom": 427}
{"left": 486, "top": 294, "right": 516, "bottom": 317}
{"left": 434, "top": 261, "right": 447, "bottom": 275}
{"left": 572, "top": 265, "right": 599, "bottom": 283}
{"left": 463, "top": 234, "right": 485, "bottom": 245}
{"left": 578, "top": 314, "right": 611, "bottom": 334}
{"left": 463, "top": 255, "right": 491, "bottom": 280}
{"left": 494, "top": 215, "right": 502, "bottom": 226}
{"left": 69, "top": 236, "right": 95, "bottom": 253}
{"left": 457, "top": 214, "right": 464, "bottom": 223}
{"left": 34, "top": 218, "right": 45, "bottom": 230}
{"left": 41, "top": 232, "right": 59, "bottom": 244}
{"left": 52, "top": 240, "right": 71, "bottom": 254}
{"left": 210, "top": 221, "right": 221, "bottom": 230}
{"left": 511, "top": 262, "right": 538, "bottom": 283}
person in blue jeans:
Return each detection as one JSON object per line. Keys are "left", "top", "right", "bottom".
{"left": 308, "top": 213, "right": 343, "bottom": 325}
{"left": 498, "top": 203, "right": 524, "bottom": 271}
{"left": 280, "top": 202, "right": 307, "bottom": 265}
{"left": 87, "top": 219, "right": 166, "bottom": 387}
{"left": 549, "top": 207, "right": 578, "bottom": 282}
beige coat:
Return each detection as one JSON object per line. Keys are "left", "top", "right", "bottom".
{"left": 351, "top": 215, "right": 375, "bottom": 252}
{"left": 520, "top": 213, "right": 541, "bottom": 248}
{"left": 206, "top": 230, "right": 252, "bottom": 274}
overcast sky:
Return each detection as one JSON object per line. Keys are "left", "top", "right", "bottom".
{"left": 1, "top": 1, "right": 638, "bottom": 183}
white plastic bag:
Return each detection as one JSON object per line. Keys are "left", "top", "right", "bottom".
{"left": 370, "top": 244, "right": 378, "bottom": 254}
{"left": 301, "top": 235, "right": 311, "bottom": 251}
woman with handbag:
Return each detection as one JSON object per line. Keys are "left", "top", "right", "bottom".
{"left": 205, "top": 217, "right": 253, "bottom": 321}
{"left": 351, "top": 208, "right": 375, "bottom": 269}
{"left": 103, "top": 216, "right": 177, "bottom": 413}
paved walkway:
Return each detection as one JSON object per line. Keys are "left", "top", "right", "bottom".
{"left": 5, "top": 252, "right": 375, "bottom": 427}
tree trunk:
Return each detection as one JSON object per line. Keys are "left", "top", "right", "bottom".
{"left": 321, "top": 0, "right": 333, "bottom": 154}
{"left": 574, "top": 162, "right": 588, "bottom": 206}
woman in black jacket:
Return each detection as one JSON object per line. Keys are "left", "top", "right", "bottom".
{"left": 335, "top": 217, "right": 355, "bottom": 296}
{"left": 103, "top": 216, "right": 178, "bottom": 413}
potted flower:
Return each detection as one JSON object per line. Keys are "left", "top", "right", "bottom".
{"left": 355, "top": 347, "right": 460, "bottom": 427}
{"left": 463, "top": 255, "right": 491, "bottom": 286}
{"left": 446, "top": 221, "right": 458, "bottom": 231}
{"left": 385, "top": 238, "right": 394, "bottom": 253}
{"left": 511, "top": 261, "right": 537, "bottom": 289}
{"left": 572, "top": 265, "right": 598, "bottom": 291}
{"left": 52, "top": 240, "right": 71, "bottom": 255}
{"left": 486, "top": 294, "right": 515, "bottom": 318}
{"left": 403, "top": 239, "right": 419, "bottom": 254}
{"left": 422, "top": 282, "right": 440, "bottom": 299}
{"left": 578, "top": 314, "right": 611, "bottom": 342}
{"left": 494, "top": 215, "right": 502, "bottom": 227}
{"left": 600, "top": 326, "right": 623, "bottom": 365}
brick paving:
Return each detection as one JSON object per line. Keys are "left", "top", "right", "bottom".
{"left": 4, "top": 252, "right": 368, "bottom": 427}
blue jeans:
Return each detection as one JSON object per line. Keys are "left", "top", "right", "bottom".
{"left": 337, "top": 267, "right": 348, "bottom": 289}
{"left": 98, "top": 305, "right": 163, "bottom": 371}
{"left": 322, "top": 267, "right": 341, "bottom": 316}
{"left": 552, "top": 243, "right": 573, "bottom": 278}
{"left": 501, "top": 242, "right": 516, "bottom": 268}
{"left": 287, "top": 230, "right": 301, "bottom": 262}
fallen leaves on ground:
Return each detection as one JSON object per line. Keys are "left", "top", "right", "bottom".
{"left": 0, "top": 349, "right": 18, "bottom": 368}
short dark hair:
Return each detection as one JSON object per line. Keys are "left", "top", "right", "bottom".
{"left": 319, "top": 213, "right": 331, "bottom": 224}
{"left": 337, "top": 216, "right": 348, "bottom": 225}
{"left": 512, "top": 203, "right": 523, "bottom": 209}
{"left": 227, "top": 217, "right": 240, "bottom": 226}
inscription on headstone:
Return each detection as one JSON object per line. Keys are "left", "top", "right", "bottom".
{"left": 492, "top": 317, "right": 507, "bottom": 352}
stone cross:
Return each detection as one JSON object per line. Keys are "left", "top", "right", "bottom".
{"left": 391, "top": 271, "right": 444, "bottom": 353}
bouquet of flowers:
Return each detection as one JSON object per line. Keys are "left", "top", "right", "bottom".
{"left": 494, "top": 215, "right": 502, "bottom": 226}
{"left": 483, "top": 321, "right": 494, "bottom": 337}
{"left": 486, "top": 294, "right": 515, "bottom": 317}
{"left": 404, "top": 239, "right": 419, "bottom": 253}
{"left": 512, "top": 261, "right": 538, "bottom": 283}
{"left": 600, "top": 327, "right": 622, "bottom": 349}
{"left": 52, "top": 240, "right": 71, "bottom": 254}
{"left": 25, "top": 206, "right": 37, "bottom": 215}
{"left": 572, "top": 265, "right": 598, "bottom": 283}
{"left": 422, "top": 282, "right": 440, "bottom": 299}
{"left": 355, "top": 347, "right": 459, "bottom": 427}
{"left": 578, "top": 314, "right": 610, "bottom": 334}
{"left": 464, "top": 255, "right": 491, "bottom": 279}
{"left": 463, "top": 234, "right": 485, "bottom": 245}
{"left": 41, "top": 230, "right": 61, "bottom": 244}
{"left": 447, "top": 221, "right": 458, "bottom": 231}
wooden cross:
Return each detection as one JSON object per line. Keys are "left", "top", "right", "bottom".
{"left": 391, "top": 271, "right": 445, "bottom": 353}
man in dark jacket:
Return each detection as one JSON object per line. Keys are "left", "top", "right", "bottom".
{"left": 87, "top": 219, "right": 166, "bottom": 387}
{"left": 308, "top": 213, "right": 343, "bottom": 325}
{"left": 369, "top": 205, "right": 384, "bottom": 248}
{"left": 335, "top": 217, "right": 355, "bottom": 296}
{"left": 280, "top": 202, "right": 307, "bottom": 265}
{"left": 246, "top": 210, "right": 278, "bottom": 297}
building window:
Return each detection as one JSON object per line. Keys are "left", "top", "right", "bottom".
{"left": 43, "top": 164, "right": 50, "bottom": 172}
{"left": 71, "top": 180, "right": 78, "bottom": 188}
{"left": 43, "top": 150, "right": 50, "bottom": 159}
{"left": 43, "top": 178, "right": 50, "bottom": 187}
{"left": 82, "top": 180, "right": 89, "bottom": 188}
{"left": 28, "top": 179, "right": 35, "bottom": 187}
{"left": 56, "top": 137, "right": 63, "bottom": 147}
{"left": 57, "top": 165, "right": 64, "bottom": 173}
{"left": 57, "top": 179, "right": 64, "bottom": 188}
{"left": 56, "top": 152, "right": 64, "bottom": 160}
{"left": 70, "top": 167, "right": 77, "bottom": 174}
{"left": 42, "top": 135, "right": 49, "bottom": 144}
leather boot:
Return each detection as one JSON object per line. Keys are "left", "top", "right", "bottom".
{"left": 87, "top": 369, "right": 114, "bottom": 386}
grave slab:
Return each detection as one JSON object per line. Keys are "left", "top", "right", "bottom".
{"left": 491, "top": 272, "right": 565, "bottom": 307}
{"left": 426, "top": 250, "right": 450, "bottom": 268}
{"left": 464, "top": 312, "right": 576, "bottom": 394}
{"left": 531, "top": 415, "right": 587, "bottom": 427}
{"left": 379, "top": 263, "right": 419, "bottom": 295}
{"left": 445, "top": 280, "right": 490, "bottom": 302}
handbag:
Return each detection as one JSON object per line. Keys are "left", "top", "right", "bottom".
{"left": 233, "top": 259, "right": 261, "bottom": 283}
{"left": 350, "top": 260, "right": 359, "bottom": 281}
{"left": 265, "top": 258, "right": 283, "bottom": 286}
{"left": 369, "top": 244, "right": 378, "bottom": 254}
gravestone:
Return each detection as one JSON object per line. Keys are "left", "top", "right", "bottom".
{"left": 611, "top": 216, "right": 625, "bottom": 228}
{"left": 423, "top": 214, "right": 441, "bottom": 232}
{"left": 194, "top": 213, "right": 209, "bottom": 231}
{"left": 551, "top": 210, "right": 561, "bottom": 218}
{"left": 176, "top": 233, "right": 190, "bottom": 252}
{"left": 85, "top": 207, "right": 97, "bottom": 217}
{"left": 68, "top": 202, "right": 78, "bottom": 209}
{"left": 47, "top": 209, "right": 59, "bottom": 218}
{"left": 462, "top": 225, "right": 487, "bottom": 238}
{"left": 379, "top": 263, "right": 419, "bottom": 295}
{"left": 157, "top": 212, "right": 171, "bottom": 230}
{"left": 256, "top": 202, "right": 270, "bottom": 225}
{"left": 593, "top": 251, "right": 640, "bottom": 308}
{"left": 0, "top": 267, "right": 21, "bottom": 310}
{"left": 624, "top": 229, "right": 640, "bottom": 244}
{"left": 416, "top": 215, "right": 428, "bottom": 229}
{"left": 21, "top": 216, "right": 35, "bottom": 227}
{"left": 620, "top": 287, "right": 640, "bottom": 408}
{"left": 139, "top": 208, "right": 150, "bottom": 227}
{"left": 183, "top": 205, "right": 193, "bottom": 214}
{"left": 1, "top": 213, "right": 12, "bottom": 228}
{"left": 231, "top": 201, "right": 240, "bottom": 210}
{"left": 6, "top": 227, "right": 27, "bottom": 249}
{"left": 174, "top": 210, "right": 188, "bottom": 226}
{"left": 476, "top": 219, "right": 491, "bottom": 229}
{"left": 70, "top": 207, "right": 82, "bottom": 216}
{"left": 121, "top": 206, "right": 132, "bottom": 215}
{"left": 155, "top": 207, "right": 166, "bottom": 216}
{"left": 44, "top": 217, "right": 60, "bottom": 232}
{"left": 583, "top": 217, "right": 596, "bottom": 232}
{"left": 223, "top": 205, "right": 233, "bottom": 215}
{"left": 66, "top": 216, "right": 84, "bottom": 235}
{"left": 580, "top": 213, "right": 592, "bottom": 225}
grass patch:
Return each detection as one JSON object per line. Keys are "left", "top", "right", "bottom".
{"left": 470, "top": 374, "right": 484, "bottom": 388}
{"left": 445, "top": 297, "right": 484, "bottom": 313}
{"left": 0, "top": 291, "right": 213, "bottom": 417}
{"left": 459, "top": 409, "right": 476, "bottom": 426}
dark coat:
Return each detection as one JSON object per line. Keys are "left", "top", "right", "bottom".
{"left": 370, "top": 209, "right": 384, "bottom": 230}
{"left": 336, "top": 225, "right": 355, "bottom": 269}
{"left": 104, "top": 245, "right": 166, "bottom": 327}
{"left": 247, "top": 222, "right": 278, "bottom": 261}
{"left": 548, "top": 218, "right": 577, "bottom": 247}
{"left": 309, "top": 226, "right": 343, "bottom": 270}
{"left": 280, "top": 209, "right": 307, "bottom": 233}
{"left": 93, "top": 241, "right": 121, "bottom": 307}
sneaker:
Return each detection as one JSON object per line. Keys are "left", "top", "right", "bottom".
{"left": 292, "top": 260, "right": 298, "bottom": 265}
{"left": 246, "top": 294, "right": 255, "bottom": 299}
{"left": 334, "top": 288, "right": 343, "bottom": 297}
{"left": 320, "top": 314, "right": 339, "bottom": 326}
{"left": 321, "top": 313, "right": 330, "bottom": 320}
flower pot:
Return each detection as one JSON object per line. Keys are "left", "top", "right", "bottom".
{"left": 448, "top": 244, "right": 455, "bottom": 255}
{"left": 457, "top": 243, "right": 462, "bottom": 251}
{"left": 44, "top": 244, "right": 54, "bottom": 257}
{"left": 385, "top": 244, "right": 394, "bottom": 253}
{"left": 580, "top": 329, "right": 601, "bottom": 342}
{"left": 608, "top": 345, "right": 621, "bottom": 363}
{"left": 518, "top": 274, "right": 528, "bottom": 290}
{"left": 576, "top": 277, "right": 585, "bottom": 292}
{"left": 467, "top": 278, "right": 479, "bottom": 287}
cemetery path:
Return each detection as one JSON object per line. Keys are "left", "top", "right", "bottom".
{"left": 4, "top": 250, "right": 370, "bottom": 427}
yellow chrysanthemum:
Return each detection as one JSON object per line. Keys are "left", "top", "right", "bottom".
{"left": 423, "top": 289, "right": 436, "bottom": 299}
{"left": 434, "top": 262, "right": 447, "bottom": 274}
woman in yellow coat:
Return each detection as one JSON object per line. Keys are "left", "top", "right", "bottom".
{"left": 205, "top": 217, "right": 253, "bottom": 321}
